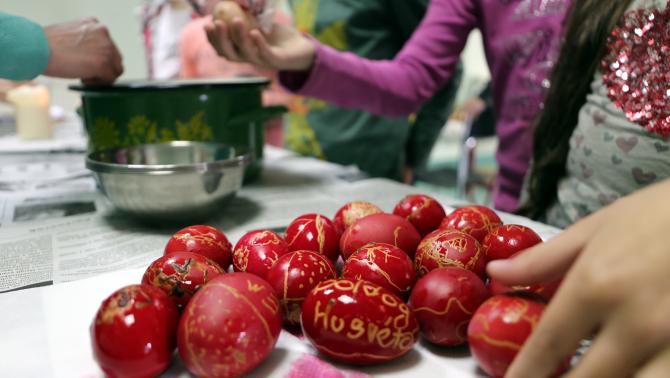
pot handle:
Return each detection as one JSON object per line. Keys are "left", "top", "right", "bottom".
{"left": 227, "top": 105, "right": 287, "bottom": 125}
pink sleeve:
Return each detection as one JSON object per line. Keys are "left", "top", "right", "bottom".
{"left": 279, "top": 0, "right": 478, "bottom": 116}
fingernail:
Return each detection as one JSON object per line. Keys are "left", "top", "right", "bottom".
{"left": 487, "top": 259, "right": 510, "bottom": 271}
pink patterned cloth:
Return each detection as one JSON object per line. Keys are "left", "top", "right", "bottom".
{"left": 283, "top": 354, "right": 371, "bottom": 378}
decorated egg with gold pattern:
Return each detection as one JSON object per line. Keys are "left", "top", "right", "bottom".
{"left": 467, "top": 294, "right": 546, "bottom": 378}
{"left": 301, "top": 279, "right": 419, "bottom": 365}
{"left": 409, "top": 267, "right": 489, "bottom": 346}
{"left": 233, "top": 229, "right": 290, "bottom": 278}
{"left": 333, "top": 201, "right": 383, "bottom": 236}
{"left": 393, "top": 194, "right": 446, "bottom": 236}
{"left": 177, "top": 273, "right": 282, "bottom": 378}
{"left": 414, "top": 229, "right": 486, "bottom": 278}
{"left": 265, "top": 250, "right": 337, "bottom": 326}
{"left": 164, "top": 225, "right": 233, "bottom": 270}
{"left": 142, "top": 251, "right": 225, "bottom": 308}
{"left": 339, "top": 213, "right": 421, "bottom": 260}
{"left": 91, "top": 284, "right": 179, "bottom": 378}
{"left": 285, "top": 214, "right": 340, "bottom": 261}
{"left": 440, "top": 205, "right": 502, "bottom": 242}
{"left": 342, "top": 242, "right": 416, "bottom": 299}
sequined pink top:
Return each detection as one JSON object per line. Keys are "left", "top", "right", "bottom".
{"left": 280, "top": 0, "right": 571, "bottom": 212}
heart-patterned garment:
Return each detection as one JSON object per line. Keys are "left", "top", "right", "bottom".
{"left": 536, "top": 0, "right": 670, "bottom": 229}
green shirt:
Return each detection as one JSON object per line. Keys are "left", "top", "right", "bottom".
{"left": 286, "top": 0, "right": 461, "bottom": 180}
{"left": 0, "top": 12, "right": 49, "bottom": 80}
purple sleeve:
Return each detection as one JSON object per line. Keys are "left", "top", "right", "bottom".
{"left": 279, "top": 0, "right": 478, "bottom": 116}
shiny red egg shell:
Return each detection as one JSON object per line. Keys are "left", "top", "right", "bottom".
{"left": 393, "top": 194, "right": 446, "bottom": 236}
{"left": 482, "top": 224, "right": 543, "bottom": 261}
{"left": 301, "top": 279, "right": 419, "bottom": 365}
{"left": 233, "top": 229, "right": 290, "bottom": 278}
{"left": 142, "top": 252, "right": 225, "bottom": 308}
{"left": 408, "top": 267, "right": 489, "bottom": 346}
{"left": 164, "top": 225, "right": 233, "bottom": 270}
{"left": 342, "top": 242, "right": 416, "bottom": 299}
{"left": 339, "top": 213, "right": 421, "bottom": 260}
{"left": 91, "top": 284, "right": 179, "bottom": 378}
{"left": 285, "top": 214, "right": 339, "bottom": 260}
{"left": 265, "top": 250, "right": 337, "bottom": 326}
{"left": 414, "top": 229, "right": 487, "bottom": 278}
{"left": 467, "top": 294, "right": 546, "bottom": 378}
{"left": 488, "top": 277, "right": 562, "bottom": 302}
{"left": 177, "top": 273, "right": 282, "bottom": 378}
{"left": 440, "top": 205, "right": 503, "bottom": 242}
{"left": 332, "top": 201, "right": 383, "bottom": 235}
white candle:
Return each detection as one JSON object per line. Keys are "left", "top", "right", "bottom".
{"left": 6, "top": 84, "right": 52, "bottom": 140}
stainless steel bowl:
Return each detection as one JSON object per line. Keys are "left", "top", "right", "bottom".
{"left": 86, "top": 141, "right": 248, "bottom": 221}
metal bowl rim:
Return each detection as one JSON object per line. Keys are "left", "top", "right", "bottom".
{"left": 86, "top": 141, "right": 250, "bottom": 174}
{"left": 86, "top": 155, "right": 249, "bottom": 174}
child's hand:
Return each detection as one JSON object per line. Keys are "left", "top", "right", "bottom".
{"left": 205, "top": 14, "right": 315, "bottom": 71}
{"left": 488, "top": 178, "right": 670, "bottom": 377}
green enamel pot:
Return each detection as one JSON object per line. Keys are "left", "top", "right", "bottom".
{"left": 70, "top": 78, "right": 285, "bottom": 181}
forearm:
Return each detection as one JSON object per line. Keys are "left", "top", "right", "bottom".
{"left": 0, "top": 12, "right": 49, "bottom": 80}
{"left": 280, "top": 0, "right": 475, "bottom": 117}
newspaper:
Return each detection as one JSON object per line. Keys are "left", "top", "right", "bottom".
{"left": 0, "top": 152, "right": 100, "bottom": 228}
{"left": 0, "top": 147, "right": 375, "bottom": 292}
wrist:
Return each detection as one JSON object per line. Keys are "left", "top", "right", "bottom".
{"left": 291, "top": 34, "right": 316, "bottom": 71}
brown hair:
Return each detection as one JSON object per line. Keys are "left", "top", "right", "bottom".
{"left": 519, "top": 0, "right": 635, "bottom": 219}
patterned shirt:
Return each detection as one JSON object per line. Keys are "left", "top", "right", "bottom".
{"left": 545, "top": 0, "right": 670, "bottom": 228}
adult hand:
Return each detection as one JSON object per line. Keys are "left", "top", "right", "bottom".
{"left": 488, "top": 178, "right": 670, "bottom": 378}
{"left": 204, "top": 17, "right": 315, "bottom": 71}
{"left": 43, "top": 18, "right": 123, "bottom": 84}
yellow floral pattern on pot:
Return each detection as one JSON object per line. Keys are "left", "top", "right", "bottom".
{"left": 175, "top": 112, "right": 213, "bottom": 141}
{"left": 89, "top": 111, "right": 214, "bottom": 152}
{"left": 125, "top": 115, "right": 158, "bottom": 146}
{"left": 91, "top": 117, "right": 120, "bottom": 151}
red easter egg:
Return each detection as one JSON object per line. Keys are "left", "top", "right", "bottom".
{"left": 467, "top": 294, "right": 546, "bottom": 378}
{"left": 232, "top": 229, "right": 290, "bottom": 278}
{"left": 342, "top": 242, "right": 416, "bottom": 298}
{"left": 265, "top": 250, "right": 337, "bottom": 326}
{"left": 408, "top": 267, "right": 489, "bottom": 346}
{"left": 488, "top": 277, "right": 562, "bottom": 302}
{"left": 482, "top": 224, "right": 543, "bottom": 261}
{"left": 301, "top": 279, "right": 419, "bottom": 365}
{"left": 285, "top": 214, "right": 339, "bottom": 260}
{"left": 164, "top": 225, "right": 233, "bottom": 270}
{"left": 332, "top": 201, "right": 383, "bottom": 235}
{"left": 142, "top": 251, "right": 225, "bottom": 308}
{"left": 414, "top": 229, "right": 487, "bottom": 278}
{"left": 440, "top": 205, "right": 503, "bottom": 242}
{"left": 339, "top": 213, "right": 421, "bottom": 260}
{"left": 91, "top": 284, "right": 179, "bottom": 378}
{"left": 393, "top": 194, "right": 446, "bottom": 236}
{"left": 177, "top": 273, "right": 282, "bottom": 378}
